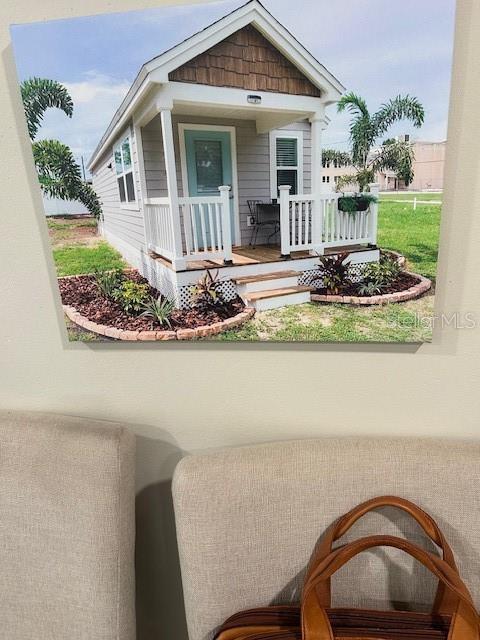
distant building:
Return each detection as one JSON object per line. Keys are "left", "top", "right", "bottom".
{"left": 322, "top": 137, "right": 446, "bottom": 192}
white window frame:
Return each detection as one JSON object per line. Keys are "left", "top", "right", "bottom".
{"left": 269, "top": 130, "right": 304, "bottom": 200}
{"left": 113, "top": 130, "right": 138, "bottom": 211}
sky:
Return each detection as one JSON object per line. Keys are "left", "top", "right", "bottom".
{"left": 10, "top": 0, "right": 457, "bottom": 173}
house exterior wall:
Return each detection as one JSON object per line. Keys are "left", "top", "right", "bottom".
{"left": 91, "top": 123, "right": 147, "bottom": 269}
{"left": 141, "top": 114, "right": 312, "bottom": 246}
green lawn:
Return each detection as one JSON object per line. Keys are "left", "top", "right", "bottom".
{"left": 214, "top": 296, "right": 434, "bottom": 343}
{"left": 53, "top": 241, "right": 126, "bottom": 276}
{"left": 380, "top": 192, "right": 442, "bottom": 202}
{"left": 377, "top": 200, "right": 441, "bottom": 281}
{"left": 213, "top": 198, "right": 441, "bottom": 342}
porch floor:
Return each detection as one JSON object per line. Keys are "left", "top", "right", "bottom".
{"left": 152, "top": 244, "right": 374, "bottom": 272}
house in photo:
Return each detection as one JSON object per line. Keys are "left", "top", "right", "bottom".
{"left": 89, "top": 0, "right": 380, "bottom": 310}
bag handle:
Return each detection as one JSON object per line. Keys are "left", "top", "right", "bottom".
{"left": 306, "top": 496, "right": 458, "bottom": 614}
{"left": 301, "top": 535, "right": 479, "bottom": 640}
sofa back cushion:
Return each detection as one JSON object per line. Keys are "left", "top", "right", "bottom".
{"left": 0, "top": 411, "right": 136, "bottom": 640}
{"left": 172, "top": 437, "right": 480, "bottom": 640}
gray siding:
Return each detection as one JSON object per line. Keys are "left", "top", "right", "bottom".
{"left": 141, "top": 115, "right": 312, "bottom": 246}
{"left": 91, "top": 123, "right": 146, "bottom": 268}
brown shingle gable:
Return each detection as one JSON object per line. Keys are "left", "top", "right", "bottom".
{"left": 168, "top": 24, "right": 322, "bottom": 97}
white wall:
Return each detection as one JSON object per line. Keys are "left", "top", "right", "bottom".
{"left": 43, "top": 195, "right": 89, "bottom": 216}
{"left": 1, "top": 2, "right": 480, "bottom": 640}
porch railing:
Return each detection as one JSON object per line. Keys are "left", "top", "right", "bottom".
{"left": 179, "top": 186, "right": 232, "bottom": 264}
{"left": 279, "top": 184, "right": 379, "bottom": 256}
{"left": 144, "top": 198, "right": 175, "bottom": 261}
{"left": 144, "top": 186, "right": 232, "bottom": 267}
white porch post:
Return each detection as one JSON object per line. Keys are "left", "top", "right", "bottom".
{"left": 160, "top": 108, "right": 185, "bottom": 270}
{"left": 219, "top": 186, "right": 233, "bottom": 264}
{"left": 310, "top": 115, "right": 328, "bottom": 255}
{"left": 368, "top": 183, "right": 380, "bottom": 246}
{"left": 279, "top": 185, "right": 292, "bottom": 258}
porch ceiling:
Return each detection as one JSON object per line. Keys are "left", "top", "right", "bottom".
{"left": 171, "top": 101, "right": 309, "bottom": 133}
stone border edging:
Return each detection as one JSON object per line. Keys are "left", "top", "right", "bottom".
{"left": 63, "top": 305, "right": 255, "bottom": 341}
{"left": 311, "top": 272, "right": 431, "bottom": 306}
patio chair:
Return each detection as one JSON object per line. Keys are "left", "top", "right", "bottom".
{"left": 248, "top": 200, "right": 280, "bottom": 247}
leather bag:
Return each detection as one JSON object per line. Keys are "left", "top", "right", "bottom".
{"left": 215, "top": 496, "right": 479, "bottom": 640}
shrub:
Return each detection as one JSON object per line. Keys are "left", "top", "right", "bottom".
{"left": 141, "top": 296, "right": 175, "bottom": 328}
{"left": 356, "top": 255, "right": 402, "bottom": 295}
{"left": 112, "top": 280, "right": 150, "bottom": 314}
{"left": 357, "top": 281, "right": 383, "bottom": 296}
{"left": 190, "top": 270, "right": 226, "bottom": 312}
{"left": 305, "top": 252, "right": 351, "bottom": 295}
{"left": 93, "top": 268, "right": 124, "bottom": 299}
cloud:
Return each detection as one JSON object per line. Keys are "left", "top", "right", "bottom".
{"left": 64, "top": 71, "right": 129, "bottom": 105}
{"left": 36, "top": 71, "right": 130, "bottom": 171}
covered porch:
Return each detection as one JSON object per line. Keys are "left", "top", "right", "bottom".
{"left": 135, "top": 83, "right": 379, "bottom": 271}
{"left": 152, "top": 243, "right": 377, "bottom": 272}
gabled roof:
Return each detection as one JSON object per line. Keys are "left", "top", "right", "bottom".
{"left": 89, "top": 0, "right": 345, "bottom": 170}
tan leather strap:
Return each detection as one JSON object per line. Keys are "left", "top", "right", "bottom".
{"left": 306, "top": 496, "right": 458, "bottom": 614}
{"left": 301, "top": 536, "right": 479, "bottom": 640}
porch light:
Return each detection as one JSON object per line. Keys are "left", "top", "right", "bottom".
{"left": 247, "top": 94, "right": 262, "bottom": 105}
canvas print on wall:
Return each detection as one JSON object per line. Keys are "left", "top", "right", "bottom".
{"left": 11, "top": 0, "right": 455, "bottom": 342}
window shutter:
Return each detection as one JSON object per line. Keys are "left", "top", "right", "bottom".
{"left": 276, "top": 138, "right": 298, "bottom": 167}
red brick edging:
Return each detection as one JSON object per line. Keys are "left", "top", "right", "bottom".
{"left": 311, "top": 272, "right": 432, "bottom": 306}
{"left": 63, "top": 305, "right": 255, "bottom": 341}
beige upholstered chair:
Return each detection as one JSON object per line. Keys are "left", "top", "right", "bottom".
{"left": 172, "top": 438, "right": 480, "bottom": 640}
{"left": 0, "top": 411, "right": 136, "bottom": 640}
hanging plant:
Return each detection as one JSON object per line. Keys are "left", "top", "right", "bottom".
{"left": 337, "top": 193, "right": 378, "bottom": 214}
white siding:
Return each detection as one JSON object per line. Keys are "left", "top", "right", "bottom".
{"left": 141, "top": 115, "right": 312, "bottom": 246}
{"left": 91, "top": 123, "right": 147, "bottom": 269}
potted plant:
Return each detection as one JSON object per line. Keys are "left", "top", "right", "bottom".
{"left": 337, "top": 193, "right": 378, "bottom": 214}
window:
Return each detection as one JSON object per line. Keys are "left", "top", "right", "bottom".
{"left": 322, "top": 176, "right": 330, "bottom": 184}
{"left": 113, "top": 135, "right": 136, "bottom": 205}
{"left": 270, "top": 131, "right": 303, "bottom": 199}
{"left": 194, "top": 140, "right": 223, "bottom": 193}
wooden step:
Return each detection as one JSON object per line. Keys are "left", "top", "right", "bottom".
{"left": 232, "top": 270, "right": 301, "bottom": 285}
{"left": 244, "top": 286, "right": 312, "bottom": 302}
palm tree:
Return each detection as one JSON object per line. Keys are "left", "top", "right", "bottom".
{"left": 20, "top": 77, "right": 101, "bottom": 217}
{"left": 32, "top": 139, "right": 100, "bottom": 215}
{"left": 324, "top": 92, "right": 425, "bottom": 192}
{"left": 21, "top": 77, "right": 74, "bottom": 140}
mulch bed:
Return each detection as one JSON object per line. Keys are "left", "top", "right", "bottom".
{"left": 58, "top": 272, "right": 244, "bottom": 332}
{"left": 311, "top": 272, "right": 420, "bottom": 297}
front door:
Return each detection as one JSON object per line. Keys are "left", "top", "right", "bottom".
{"left": 183, "top": 128, "right": 236, "bottom": 247}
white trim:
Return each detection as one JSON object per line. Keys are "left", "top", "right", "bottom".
{"left": 167, "top": 82, "right": 323, "bottom": 119}
{"left": 113, "top": 127, "right": 138, "bottom": 207}
{"left": 89, "top": 0, "right": 344, "bottom": 170}
{"left": 133, "top": 123, "right": 150, "bottom": 249}
{"left": 178, "top": 123, "right": 241, "bottom": 246}
{"left": 269, "top": 130, "right": 304, "bottom": 200}
{"left": 172, "top": 250, "right": 380, "bottom": 287}
{"left": 147, "top": 1, "right": 344, "bottom": 97}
